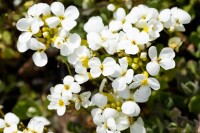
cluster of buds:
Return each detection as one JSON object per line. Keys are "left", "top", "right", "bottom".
{"left": 16, "top": 2, "right": 191, "bottom": 133}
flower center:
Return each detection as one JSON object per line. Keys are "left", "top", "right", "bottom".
{"left": 58, "top": 99, "right": 65, "bottom": 106}
{"left": 64, "top": 85, "right": 70, "bottom": 90}
{"left": 141, "top": 79, "right": 148, "bottom": 85}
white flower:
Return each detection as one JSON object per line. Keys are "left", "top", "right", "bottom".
{"left": 47, "top": 87, "right": 70, "bottom": 116}
{"left": 146, "top": 46, "right": 175, "bottom": 76}
{"left": 46, "top": 2, "right": 79, "bottom": 31}
{"left": 159, "top": 7, "right": 191, "bottom": 31}
{"left": 130, "top": 117, "right": 146, "bottom": 133}
{"left": 0, "top": 112, "right": 19, "bottom": 133}
{"left": 26, "top": 118, "right": 45, "bottom": 133}
{"left": 123, "top": 5, "right": 156, "bottom": 31}
{"left": 111, "top": 57, "right": 134, "bottom": 91}
{"left": 53, "top": 31, "right": 81, "bottom": 56}
{"left": 74, "top": 65, "right": 89, "bottom": 84}
{"left": 121, "top": 100, "right": 140, "bottom": 117}
{"left": 28, "top": 3, "right": 50, "bottom": 18}
{"left": 92, "top": 108, "right": 120, "bottom": 133}
{"left": 28, "top": 38, "right": 47, "bottom": 67}
{"left": 142, "top": 19, "right": 163, "bottom": 40}
{"left": 109, "top": 8, "right": 128, "bottom": 32}
{"left": 88, "top": 57, "right": 117, "bottom": 78}
{"left": 16, "top": 18, "right": 40, "bottom": 43}
{"left": 129, "top": 74, "right": 160, "bottom": 100}
{"left": 55, "top": 75, "right": 81, "bottom": 98}
{"left": 72, "top": 91, "right": 91, "bottom": 110}
{"left": 118, "top": 28, "right": 149, "bottom": 55}
{"left": 68, "top": 46, "right": 91, "bottom": 67}
{"left": 91, "top": 93, "right": 107, "bottom": 109}
{"left": 168, "top": 37, "right": 182, "bottom": 52}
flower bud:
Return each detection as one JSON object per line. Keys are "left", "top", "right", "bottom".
{"left": 107, "top": 4, "right": 116, "bottom": 11}
{"left": 168, "top": 37, "right": 182, "bottom": 52}
{"left": 140, "top": 52, "right": 147, "bottom": 61}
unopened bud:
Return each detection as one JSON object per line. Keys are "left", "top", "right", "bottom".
{"left": 140, "top": 52, "right": 147, "bottom": 61}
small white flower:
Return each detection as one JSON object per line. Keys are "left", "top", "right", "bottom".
{"left": 28, "top": 3, "right": 50, "bottom": 18}
{"left": 159, "top": 7, "right": 191, "bottom": 31}
{"left": 68, "top": 46, "right": 91, "bottom": 67}
{"left": 16, "top": 18, "right": 40, "bottom": 43}
{"left": 46, "top": 2, "right": 79, "bottom": 31}
{"left": 72, "top": 91, "right": 91, "bottom": 110}
{"left": 129, "top": 74, "right": 160, "bottom": 100}
{"left": 88, "top": 57, "right": 117, "bottom": 78}
{"left": 146, "top": 46, "right": 175, "bottom": 76}
{"left": 55, "top": 75, "right": 81, "bottom": 98}
{"left": 118, "top": 28, "right": 149, "bottom": 55}
{"left": 0, "top": 112, "right": 20, "bottom": 133}
{"left": 47, "top": 88, "right": 70, "bottom": 116}
{"left": 53, "top": 31, "right": 81, "bottom": 56}
{"left": 26, "top": 118, "right": 45, "bottom": 133}
{"left": 111, "top": 57, "right": 134, "bottom": 91}
{"left": 168, "top": 37, "right": 182, "bottom": 52}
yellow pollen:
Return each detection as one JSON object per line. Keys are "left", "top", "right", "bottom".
{"left": 80, "top": 56, "right": 89, "bottom": 68}
{"left": 64, "top": 85, "right": 70, "bottom": 90}
{"left": 100, "top": 64, "right": 104, "bottom": 70}
{"left": 141, "top": 79, "right": 148, "bottom": 85}
{"left": 143, "top": 26, "right": 149, "bottom": 32}
{"left": 58, "top": 99, "right": 64, "bottom": 106}
{"left": 141, "top": 15, "right": 146, "bottom": 19}
{"left": 59, "top": 16, "right": 65, "bottom": 20}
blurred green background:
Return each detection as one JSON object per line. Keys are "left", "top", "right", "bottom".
{"left": 0, "top": 0, "right": 200, "bottom": 133}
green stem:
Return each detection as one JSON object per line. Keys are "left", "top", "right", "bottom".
{"left": 57, "top": 56, "right": 72, "bottom": 76}
{"left": 0, "top": 109, "right": 4, "bottom": 118}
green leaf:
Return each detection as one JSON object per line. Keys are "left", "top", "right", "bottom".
{"left": 188, "top": 95, "right": 200, "bottom": 114}
{"left": 12, "top": 100, "right": 42, "bottom": 120}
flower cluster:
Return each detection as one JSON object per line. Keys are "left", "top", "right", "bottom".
{"left": 16, "top": 2, "right": 191, "bottom": 133}
{"left": 16, "top": 2, "right": 80, "bottom": 67}
{"left": 0, "top": 112, "right": 51, "bottom": 133}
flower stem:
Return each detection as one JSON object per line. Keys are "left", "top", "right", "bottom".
{"left": 99, "top": 78, "right": 107, "bottom": 92}
{"left": 57, "top": 56, "right": 72, "bottom": 76}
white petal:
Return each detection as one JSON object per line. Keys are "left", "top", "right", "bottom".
{"left": 88, "top": 57, "right": 101, "bottom": 68}
{"left": 160, "top": 58, "right": 175, "bottom": 70}
{"left": 125, "top": 44, "right": 139, "bottom": 55}
{"left": 148, "top": 46, "right": 157, "bottom": 60}
{"left": 119, "top": 57, "right": 128, "bottom": 72}
{"left": 84, "top": 16, "right": 104, "bottom": 33}
{"left": 148, "top": 78, "right": 160, "bottom": 90}
{"left": 159, "top": 9, "right": 171, "bottom": 22}
{"left": 90, "top": 67, "right": 102, "bottom": 78}
{"left": 132, "top": 102, "right": 140, "bottom": 116}
{"left": 19, "top": 32, "right": 32, "bottom": 43}
{"left": 114, "top": 8, "right": 126, "bottom": 20}
{"left": 31, "top": 21, "right": 40, "bottom": 34}
{"left": 112, "top": 77, "right": 127, "bottom": 91}
{"left": 61, "top": 19, "right": 77, "bottom": 31}
{"left": 159, "top": 47, "right": 175, "bottom": 59}
{"left": 130, "top": 120, "right": 146, "bottom": 133}
{"left": 57, "top": 106, "right": 66, "bottom": 116}
{"left": 63, "top": 75, "right": 74, "bottom": 85}
{"left": 118, "top": 87, "right": 130, "bottom": 99}
{"left": 103, "top": 108, "right": 118, "bottom": 119}
{"left": 51, "top": 2, "right": 64, "bottom": 16}
{"left": 45, "top": 17, "right": 60, "bottom": 28}
{"left": 64, "top": 6, "right": 79, "bottom": 20}
{"left": 17, "top": 41, "right": 29, "bottom": 52}
{"left": 133, "top": 89, "right": 149, "bottom": 103}
{"left": 69, "top": 33, "right": 81, "bottom": 49}
{"left": 70, "top": 82, "right": 81, "bottom": 93}
{"left": 133, "top": 74, "right": 146, "bottom": 82}
{"left": 16, "top": 18, "right": 30, "bottom": 31}
{"left": 91, "top": 93, "right": 107, "bottom": 108}
{"left": 121, "top": 101, "right": 136, "bottom": 115}
{"left": 4, "top": 113, "right": 19, "bottom": 125}
{"left": 0, "top": 119, "right": 5, "bottom": 128}
{"left": 146, "top": 61, "right": 160, "bottom": 76}
{"left": 125, "top": 69, "right": 134, "bottom": 84}
{"left": 107, "top": 118, "right": 117, "bottom": 131}
{"left": 32, "top": 51, "right": 48, "bottom": 67}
